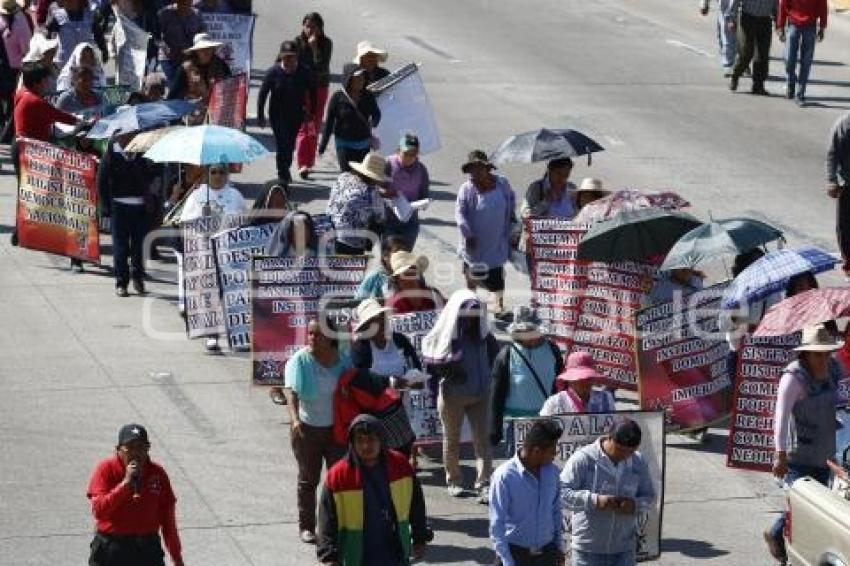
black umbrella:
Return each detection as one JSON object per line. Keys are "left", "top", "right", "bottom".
{"left": 490, "top": 128, "right": 604, "bottom": 165}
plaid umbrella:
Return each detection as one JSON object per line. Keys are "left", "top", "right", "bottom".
{"left": 572, "top": 189, "right": 690, "bottom": 225}
{"left": 754, "top": 288, "right": 850, "bottom": 336}
{"left": 721, "top": 246, "right": 839, "bottom": 309}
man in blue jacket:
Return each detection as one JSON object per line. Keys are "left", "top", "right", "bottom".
{"left": 560, "top": 420, "right": 656, "bottom": 566}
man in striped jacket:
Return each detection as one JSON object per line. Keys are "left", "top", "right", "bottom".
{"left": 317, "top": 414, "right": 429, "bottom": 566}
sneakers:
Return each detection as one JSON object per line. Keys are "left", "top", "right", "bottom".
{"left": 132, "top": 278, "right": 146, "bottom": 295}
{"left": 795, "top": 94, "right": 806, "bottom": 106}
{"left": 299, "top": 530, "right": 317, "bottom": 544}
{"left": 205, "top": 338, "right": 221, "bottom": 352}
{"left": 446, "top": 484, "right": 463, "bottom": 497}
{"left": 298, "top": 167, "right": 310, "bottom": 180}
{"left": 751, "top": 85, "right": 769, "bottom": 96}
{"left": 785, "top": 83, "right": 796, "bottom": 99}
{"left": 70, "top": 261, "right": 84, "bottom": 274}
{"left": 476, "top": 484, "right": 490, "bottom": 505}
{"left": 116, "top": 286, "right": 129, "bottom": 298}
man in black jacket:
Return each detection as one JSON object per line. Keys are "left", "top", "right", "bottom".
{"left": 257, "top": 40, "right": 316, "bottom": 184}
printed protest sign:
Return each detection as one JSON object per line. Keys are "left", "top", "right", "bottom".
{"left": 208, "top": 74, "right": 248, "bottom": 130}
{"left": 726, "top": 333, "right": 800, "bottom": 471}
{"left": 182, "top": 214, "right": 243, "bottom": 339}
{"left": 251, "top": 256, "right": 367, "bottom": 385}
{"left": 512, "top": 411, "right": 665, "bottom": 561}
{"left": 16, "top": 138, "right": 100, "bottom": 262}
{"left": 636, "top": 282, "right": 734, "bottom": 431}
{"left": 371, "top": 64, "right": 441, "bottom": 155}
{"left": 392, "top": 311, "right": 441, "bottom": 441}
{"left": 211, "top": 222, "right": 276, "bottom": 349}
{"left": 201, "top": 13, "right": 255, "bottom": 77}
{"left": 113, "top": 14, "right": 150, "bottom": 90}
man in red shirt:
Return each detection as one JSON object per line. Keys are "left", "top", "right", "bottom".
{"left": 777, "top": 0, "right": 828, "bottom": 105}
{"left": 13, "top": 62, "right": 78, "bottom": 141}
{"left": 86, "top": 424, "right": 184, "bottom": 566}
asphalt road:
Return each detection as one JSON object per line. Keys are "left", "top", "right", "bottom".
{"left": 2, "top": 0, "right": 850, "bottom": 564}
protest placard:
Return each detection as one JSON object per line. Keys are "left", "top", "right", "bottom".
{"left": 208, "top": 74, "right": 248, "bottom": 130}
{"left": 370, "top": 64, "right": 441, "bottom": 155}
{"left": 393, "top": 311, "right": 441, "bottom": 441}
{"left": 113, "top": 14, "right": 150, "bottom": 90}
{"left": 636, "top": 282, "right": 734, "bottom": 431}
{"left": 250, "top": 256, "right": 367, "bottom": 385}
{"left": 726, "top": 333, "right": 800, "bottom": 471}
{"left": 182, "top": 214, "right": 243, "bottom": 339}
{"left": 201, "top": 13, "right": 255, "bottom": 77}
{"left": 211, "top": 222, "right": 276, "bottom": 349}
{"left": 512, "top": 411, "right": 665, "bottom": 561}
{"left": 16, "top": 138, "right": 100, "bottom": 262}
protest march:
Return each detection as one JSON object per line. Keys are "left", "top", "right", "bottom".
{"left": 3, "top": 1, "right": 850, "bottom": 565}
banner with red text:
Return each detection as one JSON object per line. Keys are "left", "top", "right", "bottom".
{"left": 208, "top": 73, "right": 248, "bottom": 130}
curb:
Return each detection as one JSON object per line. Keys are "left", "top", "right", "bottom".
{"left": 830, "top": 0, "right": 850, "bottom": 11}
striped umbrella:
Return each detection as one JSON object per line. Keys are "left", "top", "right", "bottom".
{"left": 721, "top": 246, "right": 839, "bottom": 309}
{"left": 754, "top": 288, "right": 850, "bottom": 336}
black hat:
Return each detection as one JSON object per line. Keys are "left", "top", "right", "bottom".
{"left": 611, "top": 419, "right": 642, "bottom": 448}
{"left": 461, "top": 149, "right": 495, "bottom": 174}
{"left": 118, "top": 424, "right": 148, "bottom": 446}
{"left": 279, "top": 40, "right": 298, "bottom": 55}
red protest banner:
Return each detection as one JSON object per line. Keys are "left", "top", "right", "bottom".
{"left": 16, "top": 138, "right": 100, "bottom": 262}
{"left": 207, "top": 73, "right": 248, "bottom": 131}
{"left": 250, "top": 255, "right": 367, "bottom": 386}
{"left": 636, "top": 282, "right": 734, "bottom": 432}
{"left": 726, "top": 333, "right": 800, "bottom": 471}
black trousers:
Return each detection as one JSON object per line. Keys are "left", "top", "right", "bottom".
{"left": 111, "top": 201, "right": 150, "bottom": 287}
{"left": 837, "top": 186, "right": 850, "bottom": 273}
{"left": 495, "top": 542, "right": 560, "bottom": 566}
{"left": 335, "top": 144, "right": 370, "bottom": 173}
{"left": 732, "top": 12, "right": 772, "bottom": 87}
{"left": 89, "top": 532, "right": 165, "bottom": 566}
{"left": 271, "top": 118, "right": 300, "bottom": 183}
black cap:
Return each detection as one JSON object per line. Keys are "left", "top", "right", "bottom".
{"left": 279, "top": 40, "right": 298, "bottom": 55}
{"left": 611, "top": 419, "right": 642, "bottom": 448}
{"left": 118, "top": 424, "right": 148, "bottom": 446}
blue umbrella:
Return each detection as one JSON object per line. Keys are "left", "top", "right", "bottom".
{"left": 86, "top": 100, "right": 197, "bottom": 139}
{"left": 721, "top": 246, "right": 839, "bottom": 309}
{"left": 143, "top": 125, "right": 270, "bottom": 165}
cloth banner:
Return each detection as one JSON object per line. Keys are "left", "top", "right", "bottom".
{"left": 208, "top": 73, "right": 248, "bottom": 130}
{"left": 211, "top": 222, "right": 276, "bottom": 349}
{"left": 511, "top": 411, "right": 665, "bottom": 561}
{"left": 182, "top": 214, "right": 243, "bottom": 339}
{"left": 371, "top": 63, "right": 441, "bottom": 155}
{"left": 201, "top": 13, "right": 255, "bottom": 77}
{"left": 636, "top": 282, "right": 734, "bottom": 432}
{"left": 393, "top": 311, "right": 441, "bottom": 441}
{"left": 250, "top": 255, "right": 367, "bottom": 385}
{"left": 16, "top": 138, "right": 100, "bottom": 262}
{"left": 113, "top": 14, "right": 150, "bottom": 90}
{"left": 528, "top": 218, "right": 657, "bottom": 390}
{"left": 726, "top": 333, "right": 800, "bottom": 471}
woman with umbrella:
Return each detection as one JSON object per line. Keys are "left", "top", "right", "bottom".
{"left": 765, "top": 324, "right": 843, "bottom": 564}
{"left": 520, "top": 157, "right": 578, "bottom": 220}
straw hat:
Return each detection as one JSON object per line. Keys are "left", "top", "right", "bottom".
{"left": 349, "top": 152, "right": 389, "bottom": 184}
{"left": 577, "top": 177, "right": 610, "bottom": 196}
{"left": 22, "top": 33, "right": 59, "bottom": 63}
{"left": 507, "top": 306, "right": 546, "bottom": 340}
{"left": 389, "top": 250, "right": 429, "bottom": 277}
{"left": 794, "top": 324, "right": 843, "bottom": 353}
{"left": 353, "top": 298, "right": 393, "bottom": 332}
{"left": 184, "top": 33, "right": 223, "bottom": 54}
{"left": 557, "top": 351, "right": 603, "bottom": 382}
{"left": 353, "top": 40, "right": 388, "bottom": 63}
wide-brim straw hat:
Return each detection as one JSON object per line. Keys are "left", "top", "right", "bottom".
{"left": 794, "top": 324, "right": 843, "bottom": 352}
{"left": 349, "top": 152, "right": 389, "bottom": 184}
{"left": 389, "top": 250, "right": 429, "bottom": 277}
{"left": 353, "top": 40, "right": 388, "bottom": 63}
{"left": 577, "top": 177, "right": 611, "bottom": 196}
{"left": 353, "top": 298, "right": 393, "bottom": 332}
{"left": 185, "top": 33, "right": 223, "bottom": 54}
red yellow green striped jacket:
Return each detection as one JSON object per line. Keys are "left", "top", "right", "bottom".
{"left": 317, "top": 449, "right": 427, "bottom": 566}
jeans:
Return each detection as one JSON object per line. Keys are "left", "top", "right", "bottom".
{"left": 111, "top": 202, "right": 149, "bottom": 287}
{"left": 733, "top": 12, "right": 772, "bottom": 87}
{"left": 572, "top": 550, "right": 636, "bottom": 566}
{"left": 785, "top": 23, "right": 817, "bottom": 96}
{"left": 495, "top": 542, "right": 560, "bottom": 566}
{"left": 438, "top": 390, "right": 492, "bottom": 487}
{"left": 290, "top": 423, "right": 344, "bottom": 533}
{"left": 768, "top": 463, "right": 830, "bottom": 556}
{"left": 715, "top": 0, "right": 737, "bottom": 68}
{"left": 271, "top": 118, "right": 300, "bottom": 183}
{"left": 334, "top": 143, "right": 370, "bottom": 173}
{"left": 295, "top": 85, "right": 329, "bottom": 170}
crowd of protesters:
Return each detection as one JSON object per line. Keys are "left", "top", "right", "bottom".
{"left": 3, "top": 2, "right": 850, "bottom": 566}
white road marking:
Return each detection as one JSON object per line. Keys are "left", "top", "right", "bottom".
{"left": 604, "top": 136, "right": 625, "bottom": 147}
{"left": 665, "top": 39, "right": 712, "bottom": 58}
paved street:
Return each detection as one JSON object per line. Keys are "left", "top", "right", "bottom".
{"left": 2, "top": 0, "right": 850, "bottom": 564}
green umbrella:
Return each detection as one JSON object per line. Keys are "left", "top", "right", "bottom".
{"left": 577, "top": 208, "right": 702, "bottom": 262}
{"left": 659, "top": 217, "right": 783, "bottom": 271}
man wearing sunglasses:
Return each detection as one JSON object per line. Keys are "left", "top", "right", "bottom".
{"left": 86, "top": 424, "right": 184, "bottom": 566}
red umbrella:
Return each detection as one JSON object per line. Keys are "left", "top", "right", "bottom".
{"left": 754, "top": 288, "right": 850, "bottom": 337}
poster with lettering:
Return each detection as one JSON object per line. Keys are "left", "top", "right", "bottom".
{"left": 726, "top": 333, "right": 800, "bottom": 471}
{"left": 208, "top": 74, "right": 248, "bottom": 131}
{"left": 250, "top": 256, "right": 367, "bottom": 385}
{"left": 182, "top": 214, "right": 243, "bottom": 339}
{"left": 512, "top": 411, "right": 665, "bottom": 561}
{"left": 16, "top": 138, "right": 100, "bottom": 262}
{"left": 211, "top": 222, "right": 276, "bottom": 350}
{"left": 636, "top": 282, "right": 734, "bottom": 432}
{"left": 201, "top": 13, "right": 255, "bottom": 77}
{"left": 392, "top": 311, "right": 441, "bottom": 441}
